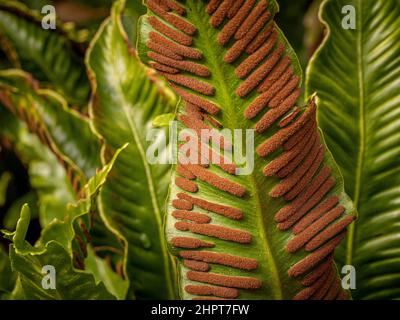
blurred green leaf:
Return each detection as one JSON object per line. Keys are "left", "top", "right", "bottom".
{"left": 0, "top": 1, "right": 90, "bottom": 106}
{"left": 306, "top": 0, "right": 400, "bottom": 299}
{"left": 122, "top": 0, "right": 146, "bottom": 45}
{"left": 17, "top": 0, "right": 50, "bottom": 11}
{"left": 85, "top": 246, "right": 128, "bottom": 300}
{"left": 9, "top": 238, "right": 115, "bottom": 299}
{"left": 4, "top": 147, "right": 126, "bottom": 300}
{"left": 0, "top": 69, "right": 102, "bottom": 181}
{"left": 0, "top": 171, "right": 11, "bottom": 207}
{"left": 0, "top": 104, "right": 75, "bottom": 227}
{"left": 86, "top": 0, "right": 177, "bottom": 299}
{"left": 276, "top": 0, "right": 313, "bottom": 70}
{"left": 3, "top": 191, "right": 39, "bottom": 230}
{"left": 0, "top": 245, "right": 17, "bottom": 298}
{"left": 37, "top": 145, "right": 127, "bottom": 265}
{"left": 152, "top": 113, "right": 175, "bottom": 128}
{"left": 0, "top": 99, "right": 125, "bottom": 296}
{"left": 3, "top": 204, "right": 43, "bottom": 254}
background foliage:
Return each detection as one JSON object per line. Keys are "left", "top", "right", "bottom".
{"left": 0, "top": 0, "right": 398, "bottom": 300}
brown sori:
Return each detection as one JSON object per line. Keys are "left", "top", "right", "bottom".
{"left": 140, "top": 0, "right": 355, "bottom": 300}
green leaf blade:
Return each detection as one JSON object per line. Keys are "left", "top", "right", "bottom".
{"left": 0, "top": 246, "right": 17, "bottom": 298}
{"left": 3, "top": 149, "right": 125, "bottom": 300}
{"left": 139, "top": 0, "right": 355, "bottom": 300}
{"left": 86, "top": 0, "right": 178, "bottom": 299}
{"left": 0, "top": 70, "right": 102, "bottom": 181}
{"left": 0, "top": 2, "right": 90, "bottom": 107}
{"left": 9, "top": 242, "right": 115, "bottom": 300}
{"left": 306, "top": 0, "right": 400, "bottom": 299}
{"left": 0, "top": 104, "right": 76, "bottom": 228}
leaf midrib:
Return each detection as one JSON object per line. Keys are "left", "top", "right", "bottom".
{"left": 346, "top": 0, "right": 365, "bottom": 266}
{"left": 189, "top": 1, "right": 283, "bottom": 299}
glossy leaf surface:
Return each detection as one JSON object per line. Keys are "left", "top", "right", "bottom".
{"left": 306, "top": 0, "right": 400, "bottom": 299}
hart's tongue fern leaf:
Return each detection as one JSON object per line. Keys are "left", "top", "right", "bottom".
{"left": 138, "top": 0, "right": 356, "bottom": 300}
{"left": 86, "top": 0, "right": 179, "bottom": 299}
{"left": 306, "top": 0, "right": 400, "bottom": 300}
{"left": 0, "top": 1, "right": 90, "bottom": 107}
